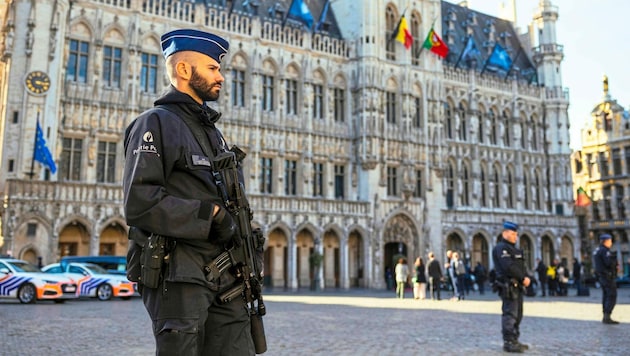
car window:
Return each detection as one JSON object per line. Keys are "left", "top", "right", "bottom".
{"left": 68, "top": 265, "right": 89, "bottom": 276}
{"left": 9, "top": 261, "right": 41, "bottom": 272}
{"left": 83, "top": 263, "right": 108, "bottom": 274}
{"left": 45, "top": 265, "right": 63, "bottom": 273}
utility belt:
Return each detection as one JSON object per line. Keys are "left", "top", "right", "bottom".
{"left": 595, "top": 271, "right": 615, "bottom": 280}
{"left": 127, "top": 228, "right": 175, "bottom": 289}
{"left": 492, "top": 278, "right": 523, "bottom": 299}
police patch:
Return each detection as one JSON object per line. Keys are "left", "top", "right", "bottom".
{"left": 143, "top": 131, "right": 154, "bottom": 143}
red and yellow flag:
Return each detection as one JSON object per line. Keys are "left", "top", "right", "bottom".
{"left": 576, "top": 187, "right": 591, "bottom": 207}
{"left": 422, "top": 27, "right": 449, "bottom": 58}
{"left": 393, "top": 15, "right": 413, "bottom": 49}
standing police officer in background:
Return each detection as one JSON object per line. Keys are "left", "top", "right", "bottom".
{"left": 593, "top": 233, "right": 619, "bottom": 324}
{"left": 123, "top": 29, "right": 256, "bottom": 355}
{"left": 492, "top": 221, "right": 530, "bottom": 353}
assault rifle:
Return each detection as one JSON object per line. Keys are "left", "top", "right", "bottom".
{"left": 206, "top": 146, "right": 267, "bottom": 354}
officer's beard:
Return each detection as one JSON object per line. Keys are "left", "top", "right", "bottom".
{"left": 189, "top": 66, "right": 220, "bottom": 102}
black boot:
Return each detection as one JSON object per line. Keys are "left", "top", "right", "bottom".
{"left": 503, "top": 341, "right": 524, "bottom": 353}
{"left": 516, "top": 341, "right": 529, "bottom": 350}
{"left": 603, "top": 313, "right": 620, "bottom": 324}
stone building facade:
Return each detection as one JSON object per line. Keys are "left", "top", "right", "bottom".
{"left": 0, "top": 0, "right": 578, "bottom": 289}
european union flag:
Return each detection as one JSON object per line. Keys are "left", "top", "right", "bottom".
{"left": 487, "top": 43, "right": 512, "bottom": 71}
{"left": 288, "top": 0, "right": 314, "bottom": 29}
{"left": 34, "top": 120, "right": 57, "bottom": 174}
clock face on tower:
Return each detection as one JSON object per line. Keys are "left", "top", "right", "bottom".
{"left": 25, "top": 71, "right": 51, "bottom": 94}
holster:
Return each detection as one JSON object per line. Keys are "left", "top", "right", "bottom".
{"left": 127, "top": 227, "right": 170, "bottom": 289}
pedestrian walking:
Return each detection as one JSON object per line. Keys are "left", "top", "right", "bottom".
{"left": 427, "top": 252, "right": 443, "bottom": 300}
{"left": 492, "top": 221, "right": 530, "bottom": 353}
{"left": 535, "top": 258, "right": 547, "bottom": 297}
{"left": 123, "top": 28, "right": 258, "bottom": 355}
{"left": 413, "top": 257, "right": 427, "bottom": 300}
{"left": 593, "top": 233, "right": 620, "bottom": 324}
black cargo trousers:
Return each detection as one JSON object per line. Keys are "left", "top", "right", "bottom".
{"left": 501, "top": 288, "right": 523, "bottom": 342}
{"left": 142, "top": 281, "right": 254, "bottom": 356}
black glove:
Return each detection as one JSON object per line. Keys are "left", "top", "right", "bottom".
{"left": 210, "top": 206, "right": 238, "bottom": 245}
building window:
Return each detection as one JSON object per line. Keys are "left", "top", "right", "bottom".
{"left": 489, "top": 110, "right": 498, "bottom": 145}
{"left": 385, "top": 7, "right": 396, "bottom": 60}
{"left": 334, "top": 88, "right": 345, "bottom": 122}
{"left": 334, "top": 164, "right": 345, "bottom": 199}
{"left": 413, "top": 169, "right": 423, "bottom": 198}
{"left": 231, "top": 69, "right": 246, "bottom": 107}
{"left": 445, "top": 102, "right": 453, "bottom": 139}
{"left": 478, "top": 115, "right": 485, "bottom": 144}
{"left": 387, "top": 166, "right": 397, "bottom": 197}
{"left": 97, "top": 141, "right": 117, "bottom": 183}
{"left": 8, "top": 159, "right": 14, "bottom": 172}
{"left": 462, "top": 164, "right": 470, "bottom": 206}
{"left": 492, "top": 166, "right": 500, "bottom": 208}
{"left": 313, "top": 84, "right": 324, "bottom": 119}
{"left": 586, "top": 153, "right": 593, "bottom": 176}
{"left": 523, "top": 174, "right": 530, "bottom": 209}
{"left": 413, "top": 97, "right": 422, "bottom": 129}
{"left": 103, "top": 45, "right": 122, "bottom": 88}
{"left": 535, "top": 174, "right": 543, "bottom": 210}
{"left": 313, "top": 162, "right": 323, "bottom": 197}
{"left": 66, "top": 39, "right": 89, "bottom": 83}
{"left": 480, "top": 167, "right": 487, "bottom": 207}
{"left": 507, "top": 168, "right": 514, "bottom": 208}
{"left": 284, "top": 159, "right": 297, "bottom": 195}
{"left": 260, "top": 157, "right": 273, "bottom": 194}
{"left": 531, "top": 122, "right": 538, "bottom": 150}
{"left": 612, "top": 148, "right": 622, "bottom": 176}
{"left": 446, "top": 162, "right": 455, "bottom": 208}
{"left": 60, "top": 137, "right": 83, "bottom": 181}
{"left": 625, "top": 147, "right": 630, "bottom": 175}
{"left": 286, "top": 79, "right": 298, "bottom": 115}
{"left": 12, "top": 111, "right": 18, "bottom": 124}
{"left": 458, "top": 104, "right": 467, "bottom": 141}
{"left": 386, "top": 92, "right": 397, "bottom": 124}
{"left": 140, "top": 52, "right": 158, "bottom": 93}
{"left": 262, "top": 75, "right": 274, "bottom": 111}
{"left": 599, "top": 151, "right": 609, "bottom": 177}
{"left": 27, "top": 223, "right": 37, "bottom": 236}
{"left": 503, "top": 111, "right": 510, "bottom": 146}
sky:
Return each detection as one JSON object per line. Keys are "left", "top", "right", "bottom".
{"left": 446, "top": 0, "right": 629, "bottom": 150}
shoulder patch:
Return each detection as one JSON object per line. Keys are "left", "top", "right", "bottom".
{"left": 143, "top": 131, "right": 154, "bottom": 143}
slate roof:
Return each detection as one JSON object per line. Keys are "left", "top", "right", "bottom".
{"left": 441, "top": 1, "right": 538, "bottom": 83}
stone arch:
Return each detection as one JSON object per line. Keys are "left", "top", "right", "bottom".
{"left": 540, "top": 234, "right": 555, "bottom": 266}
{"left": 97, "top": 220, "right": 128, "bottom": 256}
{"left": 295, "top": 228, "right": 316, "bottom": 288}
{"left": 382, "top": 213, "right": 418, "bottom": 283}
{"left": 264, "top": 226, "right": 289, "bottom": 288}
{"left": 445, "top": 229, "right": 466, "bottom": 255}
{"left": 58, "top": 220, "right": 92, "bottom": 259}
{"left": 519, "top": 233, "right": 535, "bottom": 270}
{"left": 322, "top": 227, "right": 341, "bottom": 288}
{"left": 471, "top": 230, "right": 491, "bottom": 268}
{"left": 102, "top": 25, "right": 126, "bottom": 45}
{"left": 559, "top": 235, "right": 574, "bottom": 268}
{"left": 348, "top": 228, "right": 366, "bottom": 287}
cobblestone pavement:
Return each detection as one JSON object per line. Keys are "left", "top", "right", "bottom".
{"left": 1, "top": 287, "right": 629, "bottom": 355}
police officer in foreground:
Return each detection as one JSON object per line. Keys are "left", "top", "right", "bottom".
{"left": 492, "top": 221, "right": 530, "bottom": 353}
{"left": 593, "top": 233, "right": 619, "bottom": 324}
{"left": 123, "top": 29, "right": 255, "bottom": 355}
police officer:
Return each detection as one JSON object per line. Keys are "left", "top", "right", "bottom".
{"left": 123, "top": 29, "right": 255, "bottom": 355}
{"left": 492, "top": 221, "right": 530, "bottom": 353}
{"left": 593, "top": 233, "right": 619, "bottom": 324}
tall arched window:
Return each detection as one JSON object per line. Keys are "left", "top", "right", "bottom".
{"left": 445, "top": 100, "right": 454, "bottom": 139}
{"left": 458, "top": 102, "right": 468, "bottom": 141}
{"left": 523, "top": 171, "right": 530, "bottom": 210}
{"left": 506, "top": 166, "right": 514, "bottom": 209}
{"left": 385, "top": 7, "right": 397, "bottom": 60}
{"left": 480, "top": 164, "right": 488, "bottom": 207}
{"left": 503, "top": 109, "right": 511, "bottom": 147}
{"left": 410, "top": 12, "right": 422, "bottom": 66}
{"left": 535, "top": 171, "right": 543, "bottom": 210}
{"left": 489, "top": 108, "right": 498, "bottom": 145}
{"left": 531, "top": 117, "right": 538, "bottom": 150}
{"left": 462, "top": 162, "right": 470, "bottom": 206}
{"left": 492, "top": 164, "right": 501, "bottom": 208}
{"left": 478, "top": 105, "right": 486, "bottom": 144}
{"left": 446, "top": 161, "right": 455, "bottom": 208}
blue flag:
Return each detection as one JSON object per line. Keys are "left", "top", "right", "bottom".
{"left": 462, "top": 36, "right": 480, "bottom": 61}
{"left": 34, "top": 120, "right": 57, "bottom": 174}
{"left": 288, "top": 0, "right": 314, "bottom": 29}
{"left": 315, "top": 0, "right": 330, "bottom": 32}
{"left": 487, "top": 44, "right": 512, "bottom": 71}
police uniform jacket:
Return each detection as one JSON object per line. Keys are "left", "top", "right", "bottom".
{"left": 593, "top": 244, "right": 616, "bottom": 279}
{"left": 123, "top": 86, "right": 237, "bottom": 289}
{"left": 492, "top": 238, "right": 526, "bottom": 283}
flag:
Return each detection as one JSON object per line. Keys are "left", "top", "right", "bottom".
{"left": 391, "top": 14, "right": 413, "bottom": 49}
{"left": 314, "top": 0, "right": 330, "bottom": 32}
{"left": 487, "top": 43, "right": 512, "bottom": 71}
{"left": 576, "top": 187, "right": 591, "bottom": 207}
{"left": 455, "top": 36, "right": 480, "bottom": 67}
{"left": 422, "top": 27, "right": 448, "bottom": 58}
{"left": 34, "top": 120, "right": 57, "bottom": 174}
{"left": 287, "top": 0, "right": 314, "bottom": 29}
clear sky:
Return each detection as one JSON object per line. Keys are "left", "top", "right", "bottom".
{"left": 446, "top": 0, "right": 628, "bottom": 150}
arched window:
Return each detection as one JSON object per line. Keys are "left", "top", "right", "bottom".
{"left": 410, "top": 12, "right": 422, "bottom": 66}
{"left": 385, "top": 7, "right": 397, "bottom": 60}
{"left": 478, "top": 104, "right": 486, "bottom": 144}
{"left": 446, "top": 161, "right": 455, "bottom": 208}
{"left": 458, "top": 102, "right": 468, "bottom": 141}
{"left": 503, "top": 109, "right": 511, "bottom": 147}
{"left": 480, "top": 164, "right": 488, "bottom": 207}
{"left": 492, "top": 164, "right": 501, "bottom": 208}
{"left": 506, "top": 166, "right": 514, "bottom": 209}
{"left": 462, "top": 162, "right": 470, "bottom": 206}
{"left": 523, "top": 171, "right": 530, "bottom": 210}
{"left": 489, "top": 108, "right": 498, "bottom": 145}
{"left": 445, "top": 100, "right": 454, "bottom": 139}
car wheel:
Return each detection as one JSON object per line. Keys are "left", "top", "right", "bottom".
{"left": 96, "top": 284, "right": 113, "bottom": 301}
{"left": 18, "top": 283, "right": 37, "bottom": 304}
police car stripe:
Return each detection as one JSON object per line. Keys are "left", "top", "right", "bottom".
{"left": 80, "top": 278, "right": 109, "bottom": 295}
{"left": 0, "top": 276, "right": 32, "bottom": 295}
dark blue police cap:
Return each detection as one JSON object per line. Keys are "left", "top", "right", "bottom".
{"left": 503, "top": 221, "right": 519, "bottom": 232}
{"left": 599, "top": 233, "right": 612, "bottom": 240}
{"left": 161, "top": 29, "right": 229, "bottom": 63}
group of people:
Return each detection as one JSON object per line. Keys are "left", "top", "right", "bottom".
{"left": 392, "top": 250, "right": 488, "bottom": 301}
{"left": 534, "top": 257, "right": 582, "bottom": 297}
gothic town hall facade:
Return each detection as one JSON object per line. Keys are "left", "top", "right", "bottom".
{"left": 0, "top": 0, "right": 577, "bottom": 289}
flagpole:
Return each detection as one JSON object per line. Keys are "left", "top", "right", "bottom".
{"left": 504, "top": 48, "right": 522, "bottom": 80}
{"left": 29, "top": 109, "right": 40, "bottom": 180}
{"left": 480, "top": 43, "right": 496, "bottom": 75}
{"left": 454, "top": 36, "right": 469, "bottom": 68}
{"left": 282, "top": 0, "right": 296, "bottom": 29}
